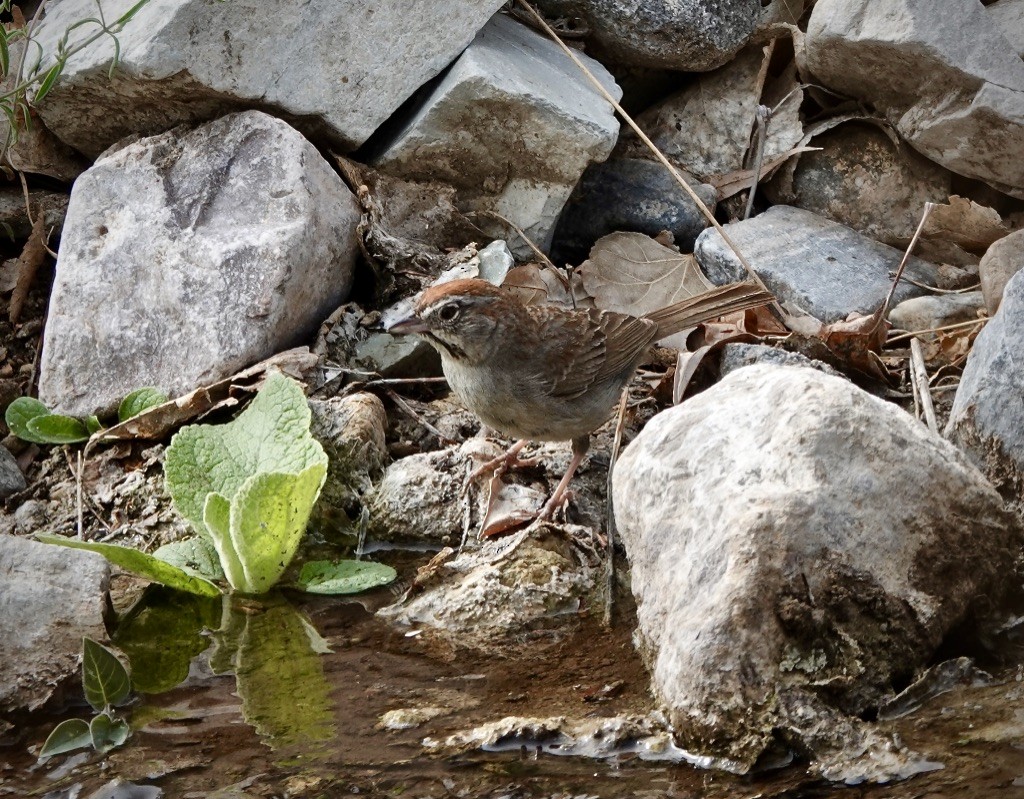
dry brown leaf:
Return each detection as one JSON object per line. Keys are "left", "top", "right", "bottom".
{"left": 709, "top": 146, "right": 820, "bottom": 200}
{"left": 501, "top": 264, "right": 591, "bottom": 308}
{"left": 9, "top": 211, "right": 46, "bottom": 324}
{"left": 922, "top": 196, "right": 1008, "bottom": 253}
{"left": 578, "top": 232, "right": 713, "bottom": 317}
{"left": 90, "top": 348, "right": 318, "bottom": 444}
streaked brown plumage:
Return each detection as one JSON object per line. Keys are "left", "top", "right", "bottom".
{"left": 387, "top": 278, "right": 772, "bottom": 520}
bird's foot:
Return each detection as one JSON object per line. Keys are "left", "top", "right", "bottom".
{"left": 462, "top": 439, "right": 540, "bottom": 495}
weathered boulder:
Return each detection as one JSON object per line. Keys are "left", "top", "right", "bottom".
{"left": 535, "top": 0, "right": 761, "bottom": 70}
{"left": 39, "top": 111, "right": 360, "bottom": 416}
{"left": 888, "top": 292, "right": 985, "bottom": 335}
{"left": 765, "top": 123, "right": 953, "bottom": 246}
{"left": 695, "top": 206, "right": 940, "bottom": 322}
{"left": 371, "top": 14, "right": 620, "bottom": 255}
{"left": 979, "top": 230, "right": 1024, "bottom": 315}
{"left": 30, "top": 0, "right": 506, "bottom": 157}
{"left": 614, "top": 365, "right": 1021, "bottom": 773}
{"left": 0, "top": 535, "right": 110, "bottom": 713}
{"left": 378, "top": 527, "right": 596, "bottom": 652}
{"left": 803, "top": 0, "right": 1024, "bottom": 198}
{"left": 552, "top": 158, "right": 715, "bottom": 262}
{"left": 948, "top": 269, "right": 1024, "bottom": 498}
{"left": 987, "top": 0, "right": 1024, "bottom": 58}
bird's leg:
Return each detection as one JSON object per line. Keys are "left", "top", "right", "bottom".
{"left": 463, "top": 438, "right": 541, "bottom": 491}
{"left": 537, "top": 435, "right": 590, "bottom": 520}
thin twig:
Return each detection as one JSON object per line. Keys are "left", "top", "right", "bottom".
{"left": 887, "top": 318, "right": 986, "bottom": 344}
{"left": 603, "top": 387, "right": 629, "bottom": 628}
{"left": 364, "top": 376, "right": 448, "bottom": 388}
{"left": 384, "top": 388, "right": 454, "bottom": 444}
{"left": 909, "top": 338, "right": 938, "bottom": 434}
{"left": 744, "top": 105, "right": 770, "bottom": 221}
{"left": 472, "top": 209, "right": 560, "bottom": 273}
{"left": 895, "top": 276, "right": 982, "bottom": 295}
{"left": 516, "top": 0, "right": 781, "bottom": 315}
{"left": 874, "top": 203, "right": 934, "bottom": 328}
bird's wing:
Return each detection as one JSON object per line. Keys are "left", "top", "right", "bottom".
{"left": 530, "top": 307, "right": 658, "bottom": 399}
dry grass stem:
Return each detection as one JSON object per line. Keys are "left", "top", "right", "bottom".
{"left": 516, "top": 0, "right": 781, "bottom": 315}
{"left": 385, "top": 388, "right": 454, "bottom": 444}
{"left": 875, "top": 203, "right": 935, "bottom": 328}
{"left": 909, "top": 337, "right": 938, "bottom": 434}
{"left": 887, "top": 318, "right": 987, "bottom": 344}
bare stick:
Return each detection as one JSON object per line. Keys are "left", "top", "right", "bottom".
{"left": 744, "top": 105, "right": 770, "bottom": 221}
{"left": 875, "top": 203, "right": 934, "bottom": 327}
{"left": 603, "top": 387, "right": 630, "bottom": 628}
{"left": 887, "top": 318, "right": 986, "bottom": 344}
{"left": 909, "top": 338, "right": 938, "bottom": 434}
{"left": 76, "top": 448, "right": 84, "bottom": 540}
{"left": 516, "top": 0, "right": 780, "bottom": 313}
{"left": 385, "top": 388, "right": 454, "bottom": 444}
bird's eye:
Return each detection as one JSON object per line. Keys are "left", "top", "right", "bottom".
{"left": 438, "top": 303, "right": 460, "bottom": 322}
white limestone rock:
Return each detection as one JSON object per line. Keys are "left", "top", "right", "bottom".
{"left": 39, "top": 111, "right": 360, "bottom": 416}
{"left": 30, "top": 0, "right": 506, "bottom": 157}
{"left": 371, "top": 14, "right": 621, "bottom": 255}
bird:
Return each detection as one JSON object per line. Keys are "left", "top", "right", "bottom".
{"left": 386, "top": 277, "right": 773, "bottom": 521}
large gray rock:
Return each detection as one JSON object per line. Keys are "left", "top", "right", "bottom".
{"left": 765, "top": 123, "right": 954, "bottom": 246}
{"left": 987, "top": 0, "right": 1024, "bottom": 58}
{"left": 948, "top": 269, "right": 1024, "bottom": 498}
{"left": 31, "top": 0, "right": 505, "bottom": 157}
{"left": 371, "top": 14, "right": 620, "bottom": 255}
{"left": 0, "top": 535, "right": 110, "bottom": 713}
{"left": 803, "top": 0, "right": 1024, "bottom": 198}
{"left": 613, "top": 365, "right": 1021, "bottom": 773}
{"left": 536, "top": 0, "right": 761, "bottom": 70}
{"left": 979, "top": 229, "right": 1024, "bottom": 315}
{"left": 695, "top": 206, "right": 940, "bottom": 322}
{"left": 39, "top": 111, "right": 360, "bottom": 416}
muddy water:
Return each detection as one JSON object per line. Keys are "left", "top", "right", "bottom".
{"left": 2, "top": 583, "right": 1024, "bottom": 799}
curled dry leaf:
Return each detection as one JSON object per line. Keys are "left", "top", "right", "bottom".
{"left": 501, "top": 264, "right": 588, "bottom": 308}
{"left": 921, "top": 196, "right": 1008, "bottom": 253}
{"left": 578, "top": 232, "right": 714, "bottom": 317}
{"left": 91, "top": 348, "right": 318, "bottom": 444}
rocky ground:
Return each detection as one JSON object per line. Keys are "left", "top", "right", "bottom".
{"left": 3, "top": 0, "right": 1024, "bottom": 795}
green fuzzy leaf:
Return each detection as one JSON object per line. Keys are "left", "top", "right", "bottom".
{"left": 82, "top": 638, "right": 130, "bottom": 711}
{"left": 164, "top": 372, "right": 328, "bottom": 593}
{"left": 26, "top": 414, "right": 89, "bottom": 444}
{"left": 153, "top": 536, "right": 225, "bottom": 582}
{"left": 85, "top": 415, "right": 103, "bottom": 435}
{"left": 295, "top": 560, "right": 397, "bottom": 595}
{"left": 227, "top": 464, "right": 327, "bottom": 594}
{"left": 36, "top": 534, "right": 221, "bottom": 597}
{"left": 89, "top": 712, "right": 129, "bottom": 754}
{"left": 118, "top": 387, "right": 169, "bottom": 422}
{"left": 39, "top": 718, "right": 92, "bottom": 758}
{"left": 33, "top": 62, "right": 62, "bottom": 103}
{"left": 5, "top": 397, "right": 50, "bottom": 443}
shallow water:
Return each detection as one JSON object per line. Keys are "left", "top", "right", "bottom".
{"left": 3, "top": 584, "right": 1024, "bottom": 799}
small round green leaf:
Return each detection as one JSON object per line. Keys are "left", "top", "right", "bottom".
{"left": 39, "top": 718, "right": 92, "bottom": 759}
{"left": 118, "top": 387, "right": 169, "bottom": 423}
{"left": 82, "top": 637, "right": 131, "bottom": 712}
{"left": 4, "top": 397, "right": 50, "bottom": 443}
{"left": 89, "top": 712, "right": 130, "bottom": 754}
{"left": 295, "top": 560, "right": 396, "bottom": 595}
{"left": 26, "top": 414, "right": 89, "bottom": 444}
{"left": 85, "top": 415, "right": 103, "bottom": 435}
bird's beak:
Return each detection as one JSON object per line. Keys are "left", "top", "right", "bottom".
{"left": 384, "top": 315, "right": 430, "bottom": 335}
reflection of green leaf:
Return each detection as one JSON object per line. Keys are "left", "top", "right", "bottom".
{"left": 154, "top": 536, "right": 225, "bottom": 582}
{"left": 5, "top": 397, "right": 50, "bottom": 443}
{"left": 114, "top": 587, "right": 220, "bottom": 694}
{"left": 82, "top": 638, "right": 131, "bottom": 711}
{"left": 118, "top": 387, "right": 169, "bottom": 422}
{"left": 212, "top": 595, "right": 335, "bottom": 748}
{"left": 295, "top": 560, "right": 396, "bottom": 595}
{"left": 37, "top": 535, "right": 221, "bottom": 597}
{"left": 26, "top": 414, "right": 90, "bottom": 444}
{"left": 164, "top": 373, "right": 328, "bottom": 593}
{"left": 89, "top": 712, "right": 130, "bottom": 753}
{"left": 39, "top": 718, "right": 91, "bottom": 758}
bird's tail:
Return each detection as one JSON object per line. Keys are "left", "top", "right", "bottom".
{"left": 645, "top": 282, "right": 775, "bottom": 339}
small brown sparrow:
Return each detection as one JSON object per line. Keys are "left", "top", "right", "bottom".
{"left": 387, "top": 278, "right": 772, "bottom": 520}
